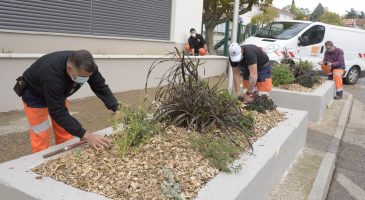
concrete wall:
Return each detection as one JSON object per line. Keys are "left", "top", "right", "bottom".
{"left": 195, "top": 108, "right": 308, "bottom": 200}
{"left": 270, "top": 81, "right": 335, "bottom": 122}
{"left": 0, "top": 108, "right": 307, "bottom": 200}
{"left": 0, "top": 54, "right": 228, "bottom": 112}
{"left": 170, "top": 0, "right": 204, "bottom": 47}
{"left": 0, "top": 30, "right": 175, "bottom": 55}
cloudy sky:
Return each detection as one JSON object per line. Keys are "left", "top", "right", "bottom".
{"left": 272, "top": 0, "right": 365, "bottom": 15}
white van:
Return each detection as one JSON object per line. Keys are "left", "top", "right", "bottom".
{"left": 243, "top": 20, "right": 365, "bottom": 84}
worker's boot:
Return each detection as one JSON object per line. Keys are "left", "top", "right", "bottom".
{"left": 334, "top": 95, "right": 342, "bottom": 100}
{"left": 334, "top": 91, "right": 343, "bottom": 100}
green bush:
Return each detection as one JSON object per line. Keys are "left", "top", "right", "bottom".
{"left": 189, "top": 134, "right": 241, "bottom": 173}
{"left": 291, "top": 60, "right": 314, "bottom": 78}
{"left": 272, "top": 64, "right": 295, "bottom": 86}
{"left": 113, "top": 104, "right": 161, "bottom": 157}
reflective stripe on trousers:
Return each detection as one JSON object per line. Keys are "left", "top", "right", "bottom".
{"left": 23, "top": 101, "right": 73, "bottom": 153}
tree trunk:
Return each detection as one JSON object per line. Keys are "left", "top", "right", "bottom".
{"left": 204, "top": 23, "right": 216, "bottom": 55}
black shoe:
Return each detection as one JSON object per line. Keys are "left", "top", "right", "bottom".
{"left": 334, "top": 95, "right": 342, "bottom": 100}
{"left": 328, "top": 75, "right": 333, "bottom": 80}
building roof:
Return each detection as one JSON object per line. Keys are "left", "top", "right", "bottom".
{"left": 342, "top": 18, "right": 365, "bottom": 27}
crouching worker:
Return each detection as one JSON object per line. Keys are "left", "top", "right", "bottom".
{"left": 319, "top": 41, "right": 345, "bottom": 99}
{"left": 228, "top": 43, "right": 272, "bottom": 103}
{"left": 184, "top": 28, "right": 209, "bottom": 56}
{"left": 14, "top": 50, "right": 119, "bottom": 153}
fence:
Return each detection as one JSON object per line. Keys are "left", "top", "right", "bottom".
{"left": 203, "top": 21, "right": 260, "bottom": 56}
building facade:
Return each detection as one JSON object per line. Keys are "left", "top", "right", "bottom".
{"left": 0, "top": 0, "right": 203, "bottom": 54}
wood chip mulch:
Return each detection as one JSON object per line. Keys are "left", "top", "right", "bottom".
{"left": 33, "top": 110, "right": 285, "bottom": 200}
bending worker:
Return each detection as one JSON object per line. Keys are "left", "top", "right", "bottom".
{"left": 319, "top": 41, "right": 345, "bottom": 100}
{"left": 15, "top": 50, "right": 117, "bottom": 153}
{"left": 228, "top": 42, "right": 272, "bottom": 103}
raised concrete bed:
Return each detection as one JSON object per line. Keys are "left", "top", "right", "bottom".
{"left": 0, "top": 54, "right": 227, "bottom": 112}
{"left": 270, "top": 81, "right": 335, "bottom": 122}
{"left": 0, "top": 108, "right": 307, "bottom": 200}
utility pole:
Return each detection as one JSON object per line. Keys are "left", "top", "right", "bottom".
{"left": 228, "top": 0, "right": 240, "bottom": 93}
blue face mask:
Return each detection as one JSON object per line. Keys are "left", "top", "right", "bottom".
{"left": 70, "top": 68, "right": 89, "bottom": 84}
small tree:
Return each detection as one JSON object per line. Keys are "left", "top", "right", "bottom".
{"left": 250, "top": 7, "right": 279, "bottom": 28}
{"left": 309, "top": 3, "right": 324, "bottom": 21}
{"left": 282, "top": 2, "right": 310, "bottom": 20}
{"left": 345, "top": 8, "right": 359, "bottom": 19}
{"left": 345, "top": 8, "right": 365, "bottom": 19}
{"left": 320, "top": 11, "right": 343, "bottom": 26}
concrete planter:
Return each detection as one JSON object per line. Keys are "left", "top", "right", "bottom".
{"left": 270, "top": 81, "right": 335, "bottom": 122}
{"left": 0, "top": 54, "right": 228, "bottom": 112}
{"left": 0, "top": 108, "right": 307, "bottom": 200}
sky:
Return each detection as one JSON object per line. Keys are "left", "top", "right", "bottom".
{"left": 272, "top": 0, "right": 365, "bottom": 16}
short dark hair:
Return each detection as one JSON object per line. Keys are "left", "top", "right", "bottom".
{"left": 325, "top": 41, "right": 333, "bottom": 47}
{"left": 68, "top": 50, "right": 97, "bottom": 73}
{"left": 190, "top": 28, "right": 196, "bottom": 33}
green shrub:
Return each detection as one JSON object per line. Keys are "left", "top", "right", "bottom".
{"left": 161, "top": 167, "right": 183, "bottom": 200}
{"left": 113, "top": 104, "right": 161, "bottom": 157}
{"left": 189, "top": 134, "right": 241, "bottom": 173}
{"left": 272, "top": 64, "right": 295, "bottom": 86}
{"left": 291, "top": 60, "right": 315, "bottom": 78}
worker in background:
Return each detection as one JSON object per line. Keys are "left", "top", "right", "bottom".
{"left": 228, "top": 42, "right": 272, "bottom": 103}
{"left": 319, "top": 41, "right": 345, "bottom": 100}
{"left": 185, "top": 28, "right": 209, "bottom": 56}
{"left": 14, "top": 50, "right": 118, "bottom": 153}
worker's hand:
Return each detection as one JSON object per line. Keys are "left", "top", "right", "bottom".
{"left": 112, "top": 110, "right": 121, "bottom": 119}
{"left": 243, "top": 94, "right": 253, "bottom": 103}
{"left": 327, "top": 62, "right": 332, "bottom": 67}
{"left": 205, "top": 50, "right": 209, "bottom": 55}
{"left": 82, "top": 132, "right": 110, "bottom": 150}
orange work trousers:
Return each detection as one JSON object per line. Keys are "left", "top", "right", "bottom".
{"left": 243, "top": 78, "right": 272, "bottom": 95}
{"left": 184, "top": 43, "right": 206, "bottom": 56}
{"left": 23, "top": 101, "right": 73, "bottom": 153}
{"left": 333, "top": 69, "right": 344, "bottom": 94}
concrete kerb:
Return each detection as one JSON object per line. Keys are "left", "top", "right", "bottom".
{"left": 0, "top": 108, "right": 308, "bottom": 200}
{"left": 270, "top": 81, "right": 335, "bottom": 122}
{"left": 308, "top": 93, "right": 354, "bottom": 200}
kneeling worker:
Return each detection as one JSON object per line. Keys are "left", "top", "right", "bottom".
{"left": 228, "top": 43, "right": 272, "bottom": 103}
{"left": 185, "top": 28, "right": 209, "bottom": 56}
{"left": 319, "top": 41, "right": 345, "bottom": 100}
{"left": 15, "top": 50, "right": 118, "bottom": 153}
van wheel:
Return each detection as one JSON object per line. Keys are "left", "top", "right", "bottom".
{"left": 344, "top": 66, "right": 360, "bottom": 85}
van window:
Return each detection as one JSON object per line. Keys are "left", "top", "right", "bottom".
{"left": 299, "top": 25, "right": 325, "bottom": 46}
{"left": 255, "top": 22, "right": 310, "bottom": 40}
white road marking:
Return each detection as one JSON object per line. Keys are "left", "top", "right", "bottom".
{"left": 337, "top": 173, "right": 365, "bottom": 200}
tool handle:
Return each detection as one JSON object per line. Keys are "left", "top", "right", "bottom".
{"left": 42, "top": 148, "right": 65, "bottom": 159}
{"left": 42, "top": 140, "right": 87, "bottom": 158}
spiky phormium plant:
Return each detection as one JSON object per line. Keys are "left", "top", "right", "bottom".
{"left": 145, "top": 48, "right": 255, "bottom": 149}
